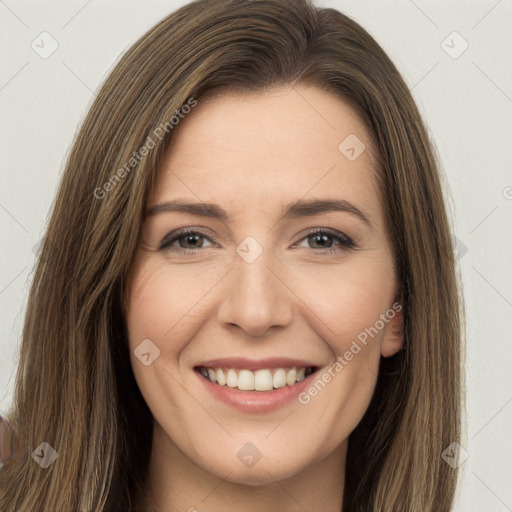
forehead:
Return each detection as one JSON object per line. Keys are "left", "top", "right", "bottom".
{"left": 150, "top": 85, "right": 382, "bottom": 225}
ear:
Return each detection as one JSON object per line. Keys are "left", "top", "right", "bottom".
{"left": 380, "top": 301, "right": 404, "bottom": 358}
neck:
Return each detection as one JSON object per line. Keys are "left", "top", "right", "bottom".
{"left": 135, "top": 423, "right": 346, "bottom": 512}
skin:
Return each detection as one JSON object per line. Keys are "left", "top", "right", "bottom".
{"left": 126, "top": 85, "right": 403, "bottom": 512}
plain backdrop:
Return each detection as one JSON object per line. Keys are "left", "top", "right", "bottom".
{"left": 1, "top": 1, "right": 511, "bottom": 510}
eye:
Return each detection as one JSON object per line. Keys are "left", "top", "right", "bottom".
{"left": 159, "top": 228, "right": 216, "bottom": 254}
{"left": 159, "top": 227, "right": 356, "bottom": 256}
{"left": 293, "top": 228, "right": 355, "bottom": 255}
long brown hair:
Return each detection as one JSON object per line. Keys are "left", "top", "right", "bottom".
{"left": 0, "top": 1, "right": 463, "bottom": 510}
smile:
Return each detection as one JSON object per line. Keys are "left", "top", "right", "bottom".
{"left": 195, "top": 366, "right": 317, "bottom": 391}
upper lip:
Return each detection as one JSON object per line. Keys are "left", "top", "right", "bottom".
{"left": 194, "top": 357, "right": 320, "bottom": 371}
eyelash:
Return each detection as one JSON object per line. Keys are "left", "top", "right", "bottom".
{"left": 159, "top": 227, "right": 356, "bottom": 256}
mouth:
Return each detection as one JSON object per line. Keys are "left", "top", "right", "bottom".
{"left": 194, "top": 366, "right": 318, "bottom": 392}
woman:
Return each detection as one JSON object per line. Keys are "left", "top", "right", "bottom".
{"left": 0, "top": 0, "right": 463, "bottom": 510}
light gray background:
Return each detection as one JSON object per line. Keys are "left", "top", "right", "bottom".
{"left": 1, "top": 1, "right": 511, "bottom": 510}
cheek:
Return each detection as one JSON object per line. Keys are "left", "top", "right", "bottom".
{"left": 125, "top": 255, "right": 225, "bottom": 348}
{"left": 285, "top": 254, "right": 394, "bottom": 418}
{"left": 290, "top": 277, "right": 390, "bottom": 454}
{"left": 125, "top": 254, "right": 234, "bottom": 408}
{"left": 125, "top": 257, "right": 204, "bottom": 420}
{"left": 288, "top": 253, "right": 396, "bottom": 351}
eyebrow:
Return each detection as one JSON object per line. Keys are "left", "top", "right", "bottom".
{"left": 146, "top": 198, "right": 372, "bottom": 227}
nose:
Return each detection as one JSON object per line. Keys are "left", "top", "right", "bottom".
{"left": 216, "top": 245, "right": 294, "bottom": 338}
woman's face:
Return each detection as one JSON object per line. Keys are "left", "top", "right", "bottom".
{"left": 126, "top": 85, "right": 402, "bottom": 485}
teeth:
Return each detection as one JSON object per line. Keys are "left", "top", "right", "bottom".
{"left": 254, "top": 369, "right": 273, "bottom": 391}
{"left": 198, "top": 366, "right": 315, "bottom": 391}
{"left": 286, "top": 368, "right": 297, "bottom": 386}
{"left": 273, "top": 368, "right": 287, "bottom": 389}
{"left": 238, "top": 370, "right": 255, "bottom": 390}
{"left": 216, "top": 368, "right": 226, "bottom": 386}
{"left": 226, "top": 369, "right": 238, "bottom": 388}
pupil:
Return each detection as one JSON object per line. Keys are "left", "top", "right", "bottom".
{"left": 312, "top": 234, "right": 331, "bottom": 248}
{"left": 183, "top": 235, "right": 201, "bottom": 248}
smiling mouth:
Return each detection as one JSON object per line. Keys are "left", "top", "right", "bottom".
{"left": 194, "top": 366, "right": 317, "bottom": 392}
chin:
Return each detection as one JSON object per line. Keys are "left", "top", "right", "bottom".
{"left": 198, "top": 444, "right": 318, "bottom": 487}
{"left": 220, "top": 462, "right": 304, "bottom": 487}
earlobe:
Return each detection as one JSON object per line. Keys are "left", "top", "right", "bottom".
{"left": 380, "top": 303, "right": 404, "bottom": 358}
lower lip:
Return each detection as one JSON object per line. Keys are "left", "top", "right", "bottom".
{"left": 195, "top": 369, "right": 318, "bottom": 413}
